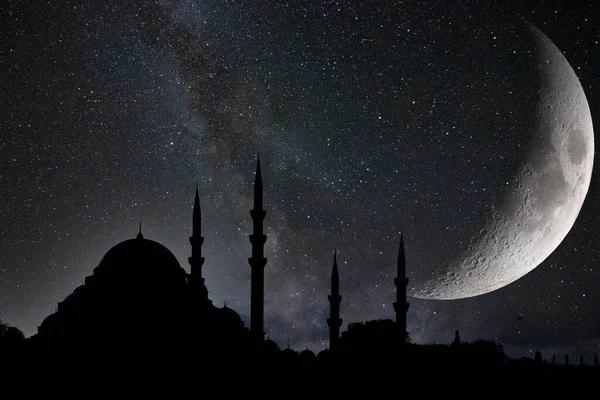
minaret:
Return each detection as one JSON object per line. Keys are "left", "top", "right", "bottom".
{"left": 188, "top": 184, "right": 208, "bottom": 304}
{"left": 452, "top": 330, "right": 461, "bottom": 346}
{"left": 393, "top": 233, "right": 409, "bottom": 341}
{"left": 327, "top": 250, "right": 342, "bottom": 351}
{"left": 249, "top": 154, "right": 267, "bottom": 340}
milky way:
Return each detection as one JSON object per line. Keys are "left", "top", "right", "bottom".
{"left": 1, "top": 0, "right": 599, "bottom": 358}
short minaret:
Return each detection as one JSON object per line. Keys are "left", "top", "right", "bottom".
{"left": 188, "top": 184, "right": 208, "bottom": 304}
{"left": 452, "top": 330, "right": 461, "bottom": 346}
{"left": 393, "top": 233, "right": 409, "bottom": 341}
{"left": 249, "top": 155, "right": 267, "bottom": 340}
{"left": 327, "top": 250, "right": 342, "bottom": 351}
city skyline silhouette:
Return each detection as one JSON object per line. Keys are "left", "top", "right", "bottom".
{"left": 1, "top": 156, "right": 599, "bottom": 377}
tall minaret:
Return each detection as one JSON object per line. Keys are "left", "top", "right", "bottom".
{"left": 249, "top": 154, "right": 267, "bottom": 340}
{"left": 188, "top": 184, "right": 208, "bottom": 304}
{"left": 327, "top": 250, "right": 342, "bottom": 351}
{"left": 393, "top": 233, "right": 409, "bottom": 341}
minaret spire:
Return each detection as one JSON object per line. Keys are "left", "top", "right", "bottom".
{"left": 254, "top": 152, "right": 263, "bottom": 210}
{"left": 136, "top": 221, "right": 143, "bottom": 239}
{"left": 249, "top": 154, "right": 267, "bottom": 340}
{"left": 327, "top": 249, "right": 342, "bottom": 351}
{"left": 189, "top": 183, "right": 208, "bottom": 304}
{"left": 192, "top": 182, "right": 201, "bottom": 238}
{"left": 393, "top": 232, "right": 409, "bottom": 343}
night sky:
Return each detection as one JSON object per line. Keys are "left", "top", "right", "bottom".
{"left": 1, "top": 0, "right": 598, "bottom": 360}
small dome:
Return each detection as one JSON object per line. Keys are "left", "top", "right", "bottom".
{"left": 40, "top": 312, "right": 59, "bottom": 329}
{"left": 281, "top": 347, "right": 298, "bottom": 360}
{"left": 317, "top": 348, "right": 332, "bottom": 360}
{"left": 214, "top": 304, "right": 244, "bottom": 329}
{"left": 299, "top": 348, "right": 316, "bottom": 359}
{"left": 93, "top": 237, "right": 185, "bottom": 280}
{"left": 263, "top": 338, "right": 280, "bottom": 352}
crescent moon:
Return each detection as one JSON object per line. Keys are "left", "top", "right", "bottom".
{"left": 409, "top": 22, "right": 594, "bottom": 300}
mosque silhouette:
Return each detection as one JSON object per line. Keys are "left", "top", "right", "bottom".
{"left": 18, "top": 156, "right": 407, "bottom": 372}
{"left": 6, "top": 156, "right": 599, "bottom": 378}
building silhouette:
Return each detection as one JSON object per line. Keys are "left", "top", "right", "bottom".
{"left": 28, "top": 158, "right": 271, "bottom": 366}
{"left": 22, "top": 155, "right": 420, "bottom": 374}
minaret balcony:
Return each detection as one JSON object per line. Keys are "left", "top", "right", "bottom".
{"left": 250, "top": 209, "right": 266, "bottom": 220}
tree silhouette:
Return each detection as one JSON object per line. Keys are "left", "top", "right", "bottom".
{"left": 0, "top": 318, "right": 24, "bottom": 342}
{"left": 0, "top": 318, "right": 25, "bottom": 364}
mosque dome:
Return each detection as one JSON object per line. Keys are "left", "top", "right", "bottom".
{"left": 93, "top": 236, "right": 186, "bottom": 282}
